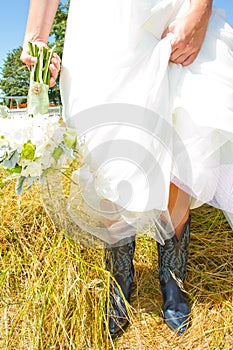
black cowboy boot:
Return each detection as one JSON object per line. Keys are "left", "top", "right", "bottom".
{"left": 105, "top": 238, "right": 136, "bottom": 339}
{"left": 157, "top": 215, "right": 191, "bottom": 335}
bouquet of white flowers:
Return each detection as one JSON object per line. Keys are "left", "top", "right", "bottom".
{"left": 0, "top": 114, "right": 77, "bottom": 194}
{"left": 0, "top": 43, "right": 77, "bottom": 194}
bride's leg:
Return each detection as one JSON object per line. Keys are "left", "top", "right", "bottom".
{"left": 168, "top": 183, "right": 190, "bottom": 238}
{"left": 157, "top": 183, "right": 191, "bottom": 334}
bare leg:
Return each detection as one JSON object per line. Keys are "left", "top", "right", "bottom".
{"left": 168, "top": 183, "right": 190, "bottom": 238}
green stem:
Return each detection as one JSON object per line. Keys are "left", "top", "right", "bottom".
{"left": 28, "top": 42, "right": 36, "bottom": 81}
{"left": 34, "top": 45, "right": 40, "bottom": 83}
{"left": 38, "top": 47, "right": 44, "bottom": 84}
{"left": 43, "top": 48, "right": 51, "bottom": 84}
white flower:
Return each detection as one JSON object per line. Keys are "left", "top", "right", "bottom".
{"left": 21, "top": 160, "right": 42, "bottom": 177}
{"left": 41, "top": 148, "right": 56, "bottom": 169}
{"left": 0, "top": 112, "right": 77, "bottom": 193}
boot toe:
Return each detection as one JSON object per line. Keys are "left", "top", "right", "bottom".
{"left": 109, "top": 316, "right": 129, "bottom": 339}
{"left": 164, "top": 308, "right": 190, "bottom": 335}
{"left": 108, "top": 293, "right": 129, "bottom": 338}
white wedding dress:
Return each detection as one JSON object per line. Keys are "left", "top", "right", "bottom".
{"left": 43, "top": 0, "right": 233, "bottom": 246}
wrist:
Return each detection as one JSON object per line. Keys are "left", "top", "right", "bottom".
{"left": 189, "top": 0, "right": 213, "bottom": 20}
{"left": 23, "top": 36, "right": 47, "bottom": 52}
{"left": 187, "top": 1, "right": 212, "bottom": 31}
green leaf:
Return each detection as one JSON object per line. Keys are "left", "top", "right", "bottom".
{"left": 26, "top": 176, "right": 37, "bottom": 190}
{"left": 2, "top": 150, "right": 19, "bottom": 169}
{"left": 63, "top": 131, "right": 77, "bottom": 149}
{"left": 21, "top": 141, "right": 36, "bottom": 161}
{"left": 6, "top": 165, "right": 22, "bottom": 174}
{"left": 52, "top": 146, "right": 63, "bottom": 161}
{"left": 16, "top": 176, "right": 27, "bottom": 195}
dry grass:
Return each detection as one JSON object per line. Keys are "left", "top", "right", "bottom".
{"left": 0, "top": 172, "right": 232, "bottom": 349}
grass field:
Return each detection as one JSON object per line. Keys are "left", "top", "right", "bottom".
{"left": 0, "top": 173, "right": 232, "bottom": 349}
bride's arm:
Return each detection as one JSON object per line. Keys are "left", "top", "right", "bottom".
{"left": 162, "top": 0, "right": 213, "bottom": 66}
{"left": 23, "top": 0, "right": 60, "bottom": 46}
{"left": 20, "top": 0, "right": 61, "bottom": 86}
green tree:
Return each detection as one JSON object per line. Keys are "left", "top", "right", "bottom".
{"left": 50, "top": 0, "right": 69, "bottom": 59}
{"left": 0, "top": 47, "right": 29, "bottom": 107}
{"left": 48, "top": 0, "right": 70, "bottom": 104}
{"left": 0, "top": 1, "right": 69, "bottom": 106}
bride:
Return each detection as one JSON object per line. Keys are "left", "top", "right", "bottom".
{"left": 21, "top": 0, "right": 233, "bottom": 338}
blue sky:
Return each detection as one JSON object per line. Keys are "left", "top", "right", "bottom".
{"left": 0, "top": 0, "right": 233, "bottom": 74}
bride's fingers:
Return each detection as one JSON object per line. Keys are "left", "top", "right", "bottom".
{"left": 49, "top": 54, "right": 61, "bottom": 87}
{"left": 49, "top": 64, "right": 59, "bottom": 87}
{"left": 170, "top": 47, "right": 189, "bottom": 62}
{"left": 20, "top": 51, "right": 37, "bottom": 66}
{"left": 51, "top": 53, "right": 61, "bottom": 70}
{"left": 182, "top": 52, "right": 198, "bottom": 66}
{"left": 170, "top": 49, "right": 198, "bottom": 66}
{"left": 49, "top": 76, "right": 57, "bottom": 87}
{"left": 50, "top": 63, "right": 59, "bottom": 79}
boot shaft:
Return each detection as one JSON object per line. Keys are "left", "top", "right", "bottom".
{"left": 105, "top": 239, "right": 136, "bottom": 300}
{"left": 157, "top": 215, "right": 191, "bottom": 284}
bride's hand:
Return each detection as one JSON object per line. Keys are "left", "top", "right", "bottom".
{"left": 162, "top": 7, "right": 211, "bottom": 66}
{"left": 20, "top": 41, "right": 61, "bottom": 87}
